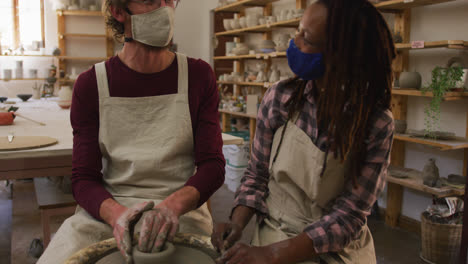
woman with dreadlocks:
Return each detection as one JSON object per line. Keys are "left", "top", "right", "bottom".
{"left": 212, "top": 1, "right": 395, "bottom": 263}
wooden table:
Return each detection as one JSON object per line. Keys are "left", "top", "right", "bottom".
{"left": 0, "top": 98, "right": 243, "bottom": 181}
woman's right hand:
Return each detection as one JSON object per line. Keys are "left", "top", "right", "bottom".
{"left": 211, "top": 222, "right": 243, "bottom": 253}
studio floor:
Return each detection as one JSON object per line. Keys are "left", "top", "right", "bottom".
{"left": 0, "top": 180, "right": 425, "bottom": 264}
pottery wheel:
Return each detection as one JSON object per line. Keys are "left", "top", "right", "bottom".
{"left": 65, "top": 233, "right": 219, "bottom": 264}
{"left": 0, "top": 136, "right": 58, "bottom": 151}
{"left": 97, "top": 244, "right": 216, "bottom": 264}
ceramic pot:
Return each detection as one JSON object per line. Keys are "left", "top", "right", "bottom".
{"left": 399, "top": 72, "right": 422, "bottom": 89}
{"left": 394, "top": 119, "right": 407, "bottom": 134}
{"left": 259, "top": 18, "right": 266, "bottom": 25}
{"left": 133, "top": 242, "right": 176, "bottom": 264}
{"left": 223, "top": 19, "right": 232, "bottom": 31}
{"left": 266, "top": 16, "right": 276, "bottom": 24}
{"left": 422, "top": 158, "right": 439, "bottom": 187}
{"left": 59, "top": 86, "right": 73, "bottom": 101}
{"left": 239, "top": 17, "right": 247, "bottom": 28}
{"left": 230, "top": 19, "right": 241, "bottom": 30}
{"left": 269, "top": 68, "right": 280, "bottom": 83}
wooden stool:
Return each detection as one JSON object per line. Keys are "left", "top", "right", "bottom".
{"left": 33, "top": 177, "right": 77, "bottom": 248}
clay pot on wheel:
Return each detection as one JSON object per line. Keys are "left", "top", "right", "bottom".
{"left": 399, "top": 72, "right": 422, "bottom": 89}
{"left": 133, "top": 242, "right": 176, "bottom": 264}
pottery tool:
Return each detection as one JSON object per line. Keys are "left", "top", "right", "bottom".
{"left": 8, "top": 133, "right": 14, "bottom": 143}
{"left": 13, "top": 112, "right": 46, "bottom": 126}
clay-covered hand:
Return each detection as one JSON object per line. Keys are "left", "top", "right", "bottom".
{"left": 113, "top": 201, "right": 155, "bottom": 264}
{"left": 211, "top": 222, "right": 243, "bottom": 253}
{"left": 216, "top": 243, "right": 276, "bottom": 264}
{"left": 137, "top": 204, "right": 180, "bottom": 253}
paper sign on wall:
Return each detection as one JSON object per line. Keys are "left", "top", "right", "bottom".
{"left": 411, "top": 41, "right": 425, "bottom": 49}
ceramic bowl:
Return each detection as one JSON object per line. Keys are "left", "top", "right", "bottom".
{"left": 0, "top": 97, "right": 7, "bottom": 103}
{"left": 239, "top": 17, "right": 247, "bottom": 28}
{"left": 17, "top": 94, "right": 32, "bottom": 102}
{"left": 259, "top": 40, "right": 276, "bottom": 49}
{"left": 230, "top": 19, "right": 241, "bottom": 30}
{"left": 259, "top": 18, "right": 267, "bottom": 25}
{"left": 57, "top": 100, "right": 72, "bottom": 109}
{"left": 223, "top": 19, "right": 232, "bottom": 31}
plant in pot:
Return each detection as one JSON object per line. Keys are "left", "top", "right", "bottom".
{"left": 421, "top": 66, "right": 464, "bottom": 138}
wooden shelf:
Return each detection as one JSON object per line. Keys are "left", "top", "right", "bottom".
{"left": 57, "top": 10, "right": 103, "bottom": 17}
{"left": 376, "top": 0, "right": 456, "bottom": 12}
{"left": 215, "top": 0, "right": 279, "bottom": 12}
{"left": 57, "top": 56, "right": 107, "bottom": 61}
{"left": 60, "top": 33, "right": 107, "bottom": 39}
{"left": 392, "top": 89, "right": 468, "bottom": 100}
{"left": 219, "top": 109, "right": 257, "bottom": 119}
{"left": 395, "top": 133, "right": 468, "bottom": 151}
{"left": 396, "top": 40, "right": 468, "bottom": 51}
{"left": 217, "top": 81, "right": 272, "bottom": 87}
{"left": 387, "top": 174, "right": 464, "bottom": 198}
{"left": 214, "top": 51, "right": 286, "bottom": 60}
{"left": 0, "top": 78, "right": 45, "bottom": 81}
{"left": 0, "top": 54, "right": 55, "bottom": 58}
{"left": 215, "top": 18, "right": 300, "bottom": 37}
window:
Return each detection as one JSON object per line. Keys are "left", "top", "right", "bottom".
{"left": 0, "top": 0, "right": 45, "bottom": 50}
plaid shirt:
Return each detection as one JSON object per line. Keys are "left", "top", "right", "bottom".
{"left": 234, "top": 80, "right": 394, "bottom": 254}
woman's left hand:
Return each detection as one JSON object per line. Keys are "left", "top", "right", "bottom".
{"left": 216, "top": 243, "right": 276, "bottom": 264}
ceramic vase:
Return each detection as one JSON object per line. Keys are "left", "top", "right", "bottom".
{"left": 422, "top": 158, "right": 439, "bottom": 187}
{"left": 399, "top": 72, "right": 422, "bottom": 89}
{"left": 58, "top": 86, "right": 73, "bottom": 109}
{"left": 133, "top": 243, "right": 176, "bottom": 264}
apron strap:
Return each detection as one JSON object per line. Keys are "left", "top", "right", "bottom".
{"left": 95, "top": 61, "right": 110, "bottom": 99}
{"left": 175, "top": 52, "right": 189, "bottom": 95}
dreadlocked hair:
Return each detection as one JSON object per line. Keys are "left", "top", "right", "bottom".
{"left": 285, "top": 0, "right": 396, "bottom": 186}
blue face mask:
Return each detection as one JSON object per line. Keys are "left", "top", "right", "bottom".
{"left": 287, "top": 39, "right": 325, "bottom": 80}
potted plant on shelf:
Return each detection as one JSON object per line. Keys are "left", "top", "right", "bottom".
{"left": 422, "top": 65, "right": 464, "bottom": 138}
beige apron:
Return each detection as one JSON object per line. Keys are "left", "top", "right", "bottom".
{"left": 38, "top": 53, "right": 212, "bottom": 264}
{"left": 251, "top": 116, "right": 376, "bottom": 264}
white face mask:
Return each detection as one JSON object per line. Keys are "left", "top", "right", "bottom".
{"left": 126, "top": 6, "right": 175, "bottom": 47}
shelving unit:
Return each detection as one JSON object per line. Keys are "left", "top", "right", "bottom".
{"left": 395, "top": 40, "right": 468, "bottom": 50}
{"left": 56, "top": 9, "right": 114, "bottom": 74}
{"left": 215, "top": 18, "right": 301, "bottom": 37}
{"left": 214, "top": 0, "right": 307, "bottom": 143}
{"left": 214, "top": 51, "right": 286, "bottom": 60}
{"left": 217, "top": 81, "right": 271, "bottom": 87}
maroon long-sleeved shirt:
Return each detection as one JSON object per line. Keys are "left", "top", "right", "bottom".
{"left": 70, "top": 55, "right": 225, "bottom": 220}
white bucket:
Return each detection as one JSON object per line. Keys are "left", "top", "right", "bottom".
{"left": 222, "top": 142, "right": 250, "bottom": 167}
{"left": 225, "top": 164, "right": 247, "bottom": 192}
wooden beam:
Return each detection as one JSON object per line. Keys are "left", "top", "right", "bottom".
{"left": 386, "top": 9, "right": 410, "bottom": 228}
{"left": 221, "top": 113, "right": 231, "bottom": 132}
{"left": 40, "top": 0, "right": 45, "bottom": 48}
{"left": 385, "top": 182, "right": 404, "bottom": 227}
{"left": 13, "top": 0, "right": 19, "bottom": 49}
{"left": 57, "top": 11, "right": 66, "bottom": 73}
{"left": 296, "top": 0, "right": 307, "bottom": 9}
